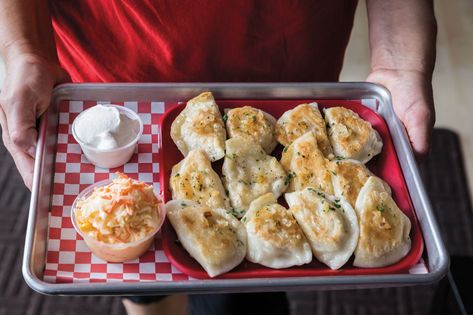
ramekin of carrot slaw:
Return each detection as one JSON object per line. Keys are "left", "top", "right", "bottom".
{"left": 71, "top": 172, "right": 165, "bottom": 262}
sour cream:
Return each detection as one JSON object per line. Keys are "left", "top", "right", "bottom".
{"left": 72, "top": 105, "right": 143, "bottom": 168}
{"left": 73, "top": 105, "right": 139, "bottom": 150}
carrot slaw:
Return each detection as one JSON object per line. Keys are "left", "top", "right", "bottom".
{"left": 74, "top": 173, "right": 161, "bottom": 244}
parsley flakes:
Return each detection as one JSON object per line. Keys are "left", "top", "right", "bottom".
{"left": 377, "top": 202, "right": 386, "bottom": 212}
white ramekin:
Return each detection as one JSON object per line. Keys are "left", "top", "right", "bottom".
{"left": 72, "top": 105, "right": 143, "bottom": 168}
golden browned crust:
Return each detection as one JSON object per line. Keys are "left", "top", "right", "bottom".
{"left": 170, "top": 149, "right": 230, "bottom": 210}
{"left": 225, "top": 106, "right": 277, "bottom": 153}
{"left": 280, "top": 132, "right": 333, "bottom": 194}
{"left": 276, "top": 103, "right": 333, "bottom": 157}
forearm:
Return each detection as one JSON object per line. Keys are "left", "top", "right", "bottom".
{"left": 0, "top": 0, "right": 57, "bottom": 62}
{"left": 366, "top": 0, "right": 437, "bottom": 78}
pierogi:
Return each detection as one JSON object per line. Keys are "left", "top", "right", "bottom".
{"left": 166, "top": 200, "right": 247, "bottom": 277}
{"left": 222, "top": 138, "right": 287, "bottom": 217}
{"left": 354, "top": 176, "right": 411, "bottom": 268}
{"left": 280, "top": 132, "right": 334, "bottom": 195}
{"left": 171, "top": 91, "right": 226, "bottom": 161}
{"left": 285, "top": 188, "right": 359, "bottom": 269}
{"left": 170, "top": 149, "right": 230, "bottom": 210}
{"left": 276, "top": 103, "right": 333, "bottom": 158}
{"left": 242, "top": 193, "right": 312, "bottom": 268}
{"left": 225, "top": 106, "right": 277, "bottom": 154}
{"left": 324, "top": 107, "right": 382, "bottom": 163}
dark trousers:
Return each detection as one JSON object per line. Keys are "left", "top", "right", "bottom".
{"left": 188, "top": 292, "right": 289, "bottom": 315}
{"left": 125, "top": 292, "right": 289, "bottom": 315}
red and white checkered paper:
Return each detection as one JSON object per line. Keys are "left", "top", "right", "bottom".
{"left": 44, "top": 99, "right": 427, "bottom": 284}
{"left": 44, "top": 100, "right": 194, "bottom": 283}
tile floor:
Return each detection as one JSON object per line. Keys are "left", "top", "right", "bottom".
{"left": 0, "top": 0, "right": 472, "bottom": 198}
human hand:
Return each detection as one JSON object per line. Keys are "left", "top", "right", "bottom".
{"left": 0, "top": 53, "right": 69, "bottom": 189}
{"left": 367, "top": 69, "right": 435, "bottom": 161}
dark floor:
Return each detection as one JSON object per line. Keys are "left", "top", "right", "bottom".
{"left": 1, "top": 129, "right": 472, "bottom": 315}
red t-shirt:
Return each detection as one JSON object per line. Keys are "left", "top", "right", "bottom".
{"left": 50, "top": 1, "right": 357, "bottom": 83}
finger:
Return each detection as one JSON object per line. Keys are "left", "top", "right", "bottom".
{"left": 8, "top": 145, "right": 34, "bottom": 189}
{"left": 1, "top": 90, "right": 38, "bottom": 158}
{"left": 0, "top": 110, "right": 34, "bottom": 189}
{"left": 402, "top": 105, "right": 434, "bottom": 161}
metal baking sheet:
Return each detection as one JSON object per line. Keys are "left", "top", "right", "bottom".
{"left": 23, "top": 83, "right": 449, "bottom": 295}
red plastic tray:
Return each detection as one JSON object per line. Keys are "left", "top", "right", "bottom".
{"left": 159, "top": 99, "right": 424, "bottom": 279}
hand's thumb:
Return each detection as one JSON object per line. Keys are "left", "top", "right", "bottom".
{"left": 402, "top": 106, "right": 434, "bottom": 161}
{"left": 5, "top": 100, "right": 38, "bottom": 158}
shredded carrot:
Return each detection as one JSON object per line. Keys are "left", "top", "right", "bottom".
{"left": 116, "top": 172, "right": 127, "bottom": 179}
{"left": 125, "top": 206, "right": 134, "bottom": 216}
{"left": 76, "top": 172, "right": 159, "bottom": 244}
{"left": 119, "top": 190, "right": 129, "bottom": 196}
{"left": 132, "top": 182, "right": 146, "bottom": 189}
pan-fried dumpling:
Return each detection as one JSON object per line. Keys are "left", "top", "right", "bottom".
{"left": 329, "top": 158, "right": 391, "bottom": 209}
{"left": 324, "top": 107, "right": 382, "bottom": 163}
{"left": 354, "top": 176, "right": 411, "bottom": 268}
{"left": 285, "top": 188, "right": 359, "bottom": 270}
{"left": 225, "top": 106, "right": 277, "bottom": 154}
{"left": 166, "top": 200, "right": 247, "bottom": 277}
{"left": 276, "top": 103, "right": 333, "bottom": 157}
{"left": 280, "top": 132, "right": 333, "bottom": 195}
{"left": 170, "top": 92, "right": 226, "bottom": 161}
{"left": 222, "top": 138, "right": 287, "bottom": 218}
{"left": 170, "top": 149, "right": 230, "bottom": 210}
{"left": 242, "top": 193, "right": 312, "bottom": 268}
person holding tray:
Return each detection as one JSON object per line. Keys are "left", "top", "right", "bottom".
{"left": 0, "top": 1, "right": 437, "bottom": 315}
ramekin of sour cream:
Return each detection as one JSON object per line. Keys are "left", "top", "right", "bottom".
{"left": 72, "top": 104, "right": 143, "bottom": 168}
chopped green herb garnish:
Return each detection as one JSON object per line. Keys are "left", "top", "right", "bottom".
{"left": 377, "top": 203, "right": 386, "bottom": 212}
{"left": 222, "top": 114, "right": 228, "bottom": 122}
{"left": 285, "top": 171, "right": 296, "bottom": 186}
